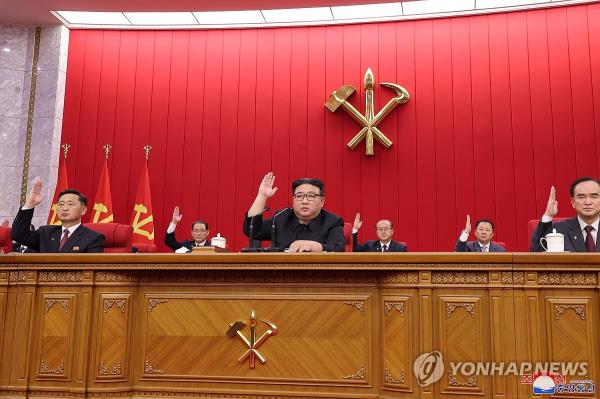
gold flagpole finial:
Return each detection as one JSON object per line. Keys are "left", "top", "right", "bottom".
{"left": 61, "top": 143, "right": 71, "bottom": 159}
{"left": 143, "top": 145, "right": 152, "bottom": 161}
{"left": 102, "top": 144, "right": 112, "bottom": 160}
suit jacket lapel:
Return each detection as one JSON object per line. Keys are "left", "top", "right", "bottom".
{"left": 50, "top": 228, "right": 62, "bottom": 252}
{"left": 566, "top": 218, "right": 586, "bottom": 252}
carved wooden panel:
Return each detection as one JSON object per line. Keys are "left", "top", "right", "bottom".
{"left": 139, "top": 293, "right": 371, "bottom": 384}
{"left": 545, "top": 295, "right": 599, "bottom": 383}
{"left": 382, "top": 294, "right": 413, "bottom": 392}
{"left": 93, "top": 293, "right": 132, "bottom": 381}
{"left": 35, "top": 292, "right": 76, "bottom": 381}
{"left": 438, "top": 295, "right": 486, "bottom": 395}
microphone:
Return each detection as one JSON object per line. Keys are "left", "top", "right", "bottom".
{"left": 264, "top": 208, "right": 290, "bottom": 252}
{"left": 241, "top": 207, "right": 270, "bottom": 253}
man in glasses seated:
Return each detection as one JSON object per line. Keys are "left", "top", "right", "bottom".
{"left": 164, "top": 206, "right": 211, "bottom": 252}
{"left": 351, "top": 213, "right": 407, "bottom": 252}
{"left": 243, "top": 172, "right": 345, "bottom": 252}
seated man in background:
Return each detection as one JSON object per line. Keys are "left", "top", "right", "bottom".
{"left": 530, "top": 176, "right": 600, "bottom": 252}
{"left": 12, "top": 179, "right": 104, "bottom": 253}
{"left": 164, "top": 206, "right": 211, "bottom": 252}
{"left": 455, "top": 215, "right": 505, "bottom": 252}
{"left": 243, "top": 172, "right": 344, "bottom": 252}
{"left": 352, "top": 213, "right": 407, "bottom": 252}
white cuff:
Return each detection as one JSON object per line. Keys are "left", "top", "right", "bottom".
{"left": 459, "top": 231, "right": 469, "bottom": 242}
{"left": 541, "top": 215, "right": 553, "bottom": 223}
{"left": 352, "top": 228, "right": 358, "bottom": 234}
{"left": 166, "top": 223, "right": 177, "bottom": 234}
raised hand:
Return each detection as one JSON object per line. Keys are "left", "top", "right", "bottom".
{"left": 24, "top": 178, "right": 43, "bottom": 208}
{"left": 544, "top": 186, "right": 558, "bottom": 217}
{"left": 464, "top": 214, "right": 472, "bottom": 235}
{"left": 258, "top": 172, "right": 278, "bottom": 199}
{"left": 353, "top": 213, "right": 362, "bottom": 230}
{"left": 172, "top": 206, "right": 183, "bottom": 224}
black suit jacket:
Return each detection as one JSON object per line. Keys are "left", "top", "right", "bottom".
{"left": 11, "top": 208, "right": 104, "bottom": 253}
{"left": 352, "top": 233, "right": 407, "bottom": 252}
{"left": 164, "top": 231, "right": 210, "bottom": 251}
{"left": 455, "top": 240, "right": 506, "bottom": 252}
{"left": 530, "top": 217, "right": 600, "bottom": 252}
{"left": 243, "top": 209, "right": 345, "bottom": 252}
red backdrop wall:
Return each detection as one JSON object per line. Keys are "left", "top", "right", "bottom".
{"left": 60, "top": 3, "right": 600, "bottom": 251}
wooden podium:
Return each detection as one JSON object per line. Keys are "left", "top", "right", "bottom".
{"left": 0, "top": 252, "right": 598, "bottom": 398}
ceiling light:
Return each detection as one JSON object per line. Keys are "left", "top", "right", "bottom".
{"left": 332, "top": 2, "right": 403, "bottom": 19}
{"left": 476, "top": 0, "right": 546, "bottom": 8}
{"left": 192, "top": 10, "right": 265, "bottom": 24}
{"left": 2, "top": 48, "right": 10, "bottom": 52}
{"left": 402, "top": 0, "right": 475, "bottom": 15}
{"left": 123, "top": 12, "right": 198, "bottom": 25}
{"left": 262, "top": 7, "right": 333, "bottom": 23}
{"left": 56, "top": 11, "right": 130, "bottom": 25}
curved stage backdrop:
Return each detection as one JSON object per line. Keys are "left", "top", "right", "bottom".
{"left": 60, "top": 3, "right": 600, "bottom": 251}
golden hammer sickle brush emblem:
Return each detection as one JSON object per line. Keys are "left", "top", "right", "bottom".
{"left": 226, "top": 310, "right": 278, "bottom": 369}
{"left": 326, "top": 68, "right": 410, "bottom": 156}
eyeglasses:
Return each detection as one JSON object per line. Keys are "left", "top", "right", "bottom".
{"left": 376, "top": 227, "right": 392, "bottom": 232}
{"left": 293, "top": 193, "right": 323, "bottom": 202}
{"left": 192, "top": 229, "right": 208, "bottom": 233}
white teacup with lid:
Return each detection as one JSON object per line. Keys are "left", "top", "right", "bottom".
{"left": 540, "top": 229, "right": 565, "bottom": 252}
{"left": 211, "top": 233, "right": 226, "bottom": 249}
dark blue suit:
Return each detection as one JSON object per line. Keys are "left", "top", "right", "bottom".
{"left": 530, "top": 217, "right": 600, "bottom": 252}
{"left": 455, "top": 240, "right": 505, "bottom": 252}
{"left": 11, "top": 208, "right": 104, "bottom": 253}
{"left": 353, "top": 233, "right": 407, "bottom": 252}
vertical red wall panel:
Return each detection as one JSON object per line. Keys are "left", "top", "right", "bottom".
{"left": 587, "top": 5, "right": 600, "bottom": 175}
{"left": 450, "top": 17, "right": 475, "bottom": 245}
{"left": 216, "top": 30, "right": 241, "bottom": 242}
{"left": 546, "top": 8, "right": 576, "bottom": 210}
{"left": 323, "top": 26, "right": 344, "bottom": 218}
{"left": 414, "top": 20, "right": 436, "bottom": 251}
{"left": 507, "top": 13, "right": 537, "bottom": 248}
{"left": 181, "top": 31, "right": 207, "bottom": 226}
{"left": 234, "top": 29, "right": 258, "bottom": 244}
{"left": 432, "top": 19, "right": 456, "bottom": 250}
{"left": 566, "top": 7, "right": 598, "bottom": 177}
{"left": 395, "top": 21, "right": 417, "bottom": 250}
{"left": 488, "top": 14, "right": 516, "bottom": 248}
{"left": 60, "top": 3, "right": 600, "bottom": 251}
{"left": 163, "top": 31, "right": 189, "bottom": 234}
{"left": 377, "top": 23, "right": 399, "bottom": 238}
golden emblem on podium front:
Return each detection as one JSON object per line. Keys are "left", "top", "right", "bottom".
{"left": 226, "top": 310, "right": 278, "bottom": 369}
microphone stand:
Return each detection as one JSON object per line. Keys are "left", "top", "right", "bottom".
{"left": 241, "top": 207, "right": 270, "bottom": 252}
{"left": 264, "top": 208, "right": 289, "bottom": 252}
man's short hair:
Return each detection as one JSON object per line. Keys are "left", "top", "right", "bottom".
{"left": 291, "top": 178, "right": 325, "bottom": 196}
{"left": 58, "top": 189, "right": 87, "bottom": 206}
{"left": 191, "top": 220, "right": 209, "bottom": 230}
{"left": 475, "top": 219, "right": 494, "bottom": 230}
{"left": 569, "top": 176, "right": 600, "bottom": 197}
{"left": 376, "top": 219, "right": 394, "bottom": 229}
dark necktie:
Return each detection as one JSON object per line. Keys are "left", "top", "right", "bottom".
{"left": 584, "top": 225, "right": 595, "bottom": 252}
{"left": 382, "top": 244, "right": 388, "bottom": 252}
{"left": 59, "top": 230, "right": 69, "bottom": 250}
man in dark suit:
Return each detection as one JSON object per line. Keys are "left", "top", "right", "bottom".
{"left": 164, "top": 206, "right": 211, "bottom": 252}
{"left": 351, "top": 213, "right": 407, "bottom": 252}
{"left": 531, "top": 177, "right": 600, "bottom": 252}
{"left": 12, "top": 179, "right": 104, "bottom": 253}
{"left": 455, "top": 215, "right": 505, "bottom": 252}
{"left": 243, "top": 173, "right": 344, "bottom": 252}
